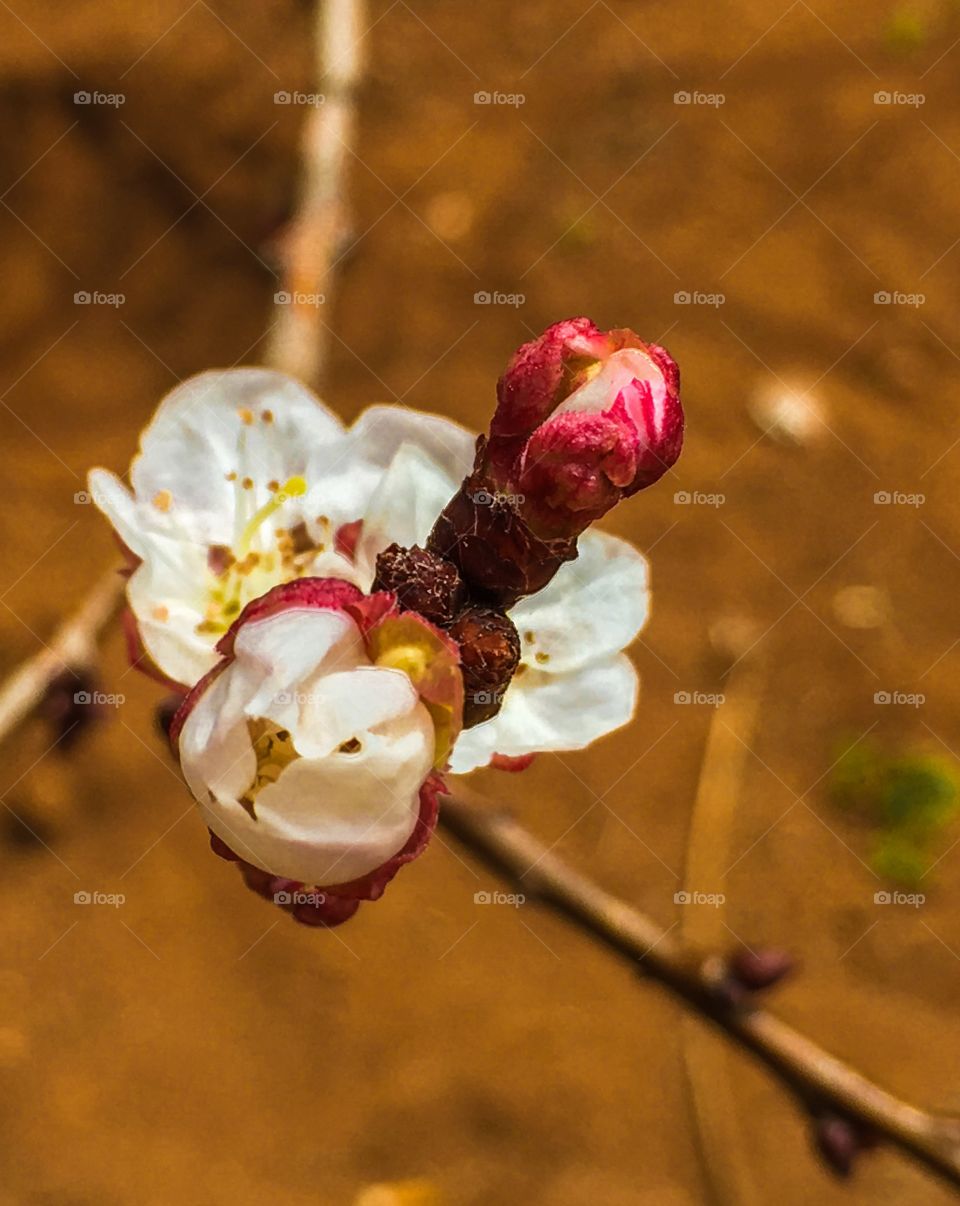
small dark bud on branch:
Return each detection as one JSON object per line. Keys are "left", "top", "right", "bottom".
{"left": 372, "top": 544, "right": 466, "bottom": 625}
{"left": 40, "top": 668, "right": 101, "bottom": 748}
{"left": 448, "top": 606, "right": 521, "bottom": 727}
{"left": 154, "top": 695, "right": 183, "bottom": 745}
{"left": 814, "top": 1114, "right": 864, "bottom": 1177}
{"left": 729, "top": 948, "right": 796, "bottom": 991}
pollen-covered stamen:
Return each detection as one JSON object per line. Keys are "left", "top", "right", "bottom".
{"left": 237, "top": 475, "right": 307, "bottom": 557}
{"left": 197, "top": 476, "right": 311, "bottom": 637}
{"left": 238, "top": 717, "right": 299, "bottom": 817}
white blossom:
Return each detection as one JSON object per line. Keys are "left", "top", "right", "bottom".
{"left": 90, "top": 369, "right": 651, "bottom": 775}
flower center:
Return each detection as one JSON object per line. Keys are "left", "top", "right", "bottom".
{"left": 239, "top": 719, "right": 299, "bottom": 817}
{"left": 197, "top": 476, "right": 320, "bottom": 636}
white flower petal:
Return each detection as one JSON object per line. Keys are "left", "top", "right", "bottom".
{"left": 449, "top": 654, "right": 638, "bottom": 772}
{"left": 126, "top": 536, "right": 216, "bottom": 685}
{"left": 90, "top": 373, "right": 481, "bottom": 688}
{"left": 294, "top": 666, "right": 426, "bottom": 760}
{"left": 129, "top": 369, "right": 345, "bottom": 544}
{"left": 87, "top": 468, "right": 145, "bottom": 556}
{"left": 348, "top": 405, "right": 475, "bottom": 481}
{"left": 226, "top": 705, "right": 432, "bottom": 884}
{"left": 179, "top": 667, "right": 258, "bottom": 809}
{"left": 179, "top": 608, "right": 435, "bottom": 885}
{"left": 509, "top": 530, "right": 650, "bottom": 675}
{"left": 354, "top": 442, "right": 463, "bottom": 585}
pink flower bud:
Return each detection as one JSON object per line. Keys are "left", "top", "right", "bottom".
{"left": 484, "top": 318, "right": 683, "bottom": 537}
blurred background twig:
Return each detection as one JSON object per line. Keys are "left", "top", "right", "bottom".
{"left": 264, "top": 0, "right": 366, "bottom": 388}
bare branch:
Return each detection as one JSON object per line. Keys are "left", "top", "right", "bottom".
{"left": 264, "top": 0, "right": 366, "bottom": 388}
{"left": 0, "top": 571, "right": 122, "bottom": 746}
{"left": 440, "top": 790, "right": 960, "bottom": 1192}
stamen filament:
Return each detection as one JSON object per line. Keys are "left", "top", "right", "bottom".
{"left": 237, "top": 476, "right": 307, "bottom": 556}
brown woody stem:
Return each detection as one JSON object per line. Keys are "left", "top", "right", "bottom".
{"left": 439, "top": 790, "right": 960, "bottom": 1191}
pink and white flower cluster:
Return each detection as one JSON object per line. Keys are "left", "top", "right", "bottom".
{"left": 88, "top": 320, "right": 682, "bottom": 925}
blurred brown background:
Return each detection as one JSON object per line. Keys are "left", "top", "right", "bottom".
{"left": 1, "top": 1, "right": 959, "bottom": 1202}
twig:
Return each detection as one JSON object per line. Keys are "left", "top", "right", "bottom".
{"left": 0, "top": 571, "right": 123, "bottom": 746}
{"left": 4, "top": 1, "right": 956, "bottom": 1193}
{"left": 679, "top": 621, "right": 768, "bottom": 1204}
{"left": 0, "top": 0, "right": 367, "bottom": 744}
{"left": 264, "top": 0, "right": 366, "bottom": 388}
{"left": 439, "top": 790, "right": 960, "bottom": 1192}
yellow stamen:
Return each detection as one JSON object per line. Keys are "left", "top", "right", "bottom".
{"left": 237, "top": 476, "right": 307, "bottom": 556}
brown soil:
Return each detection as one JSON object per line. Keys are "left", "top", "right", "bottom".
{"left": 0, "top": 2, "right": 959, "bottom": 1203}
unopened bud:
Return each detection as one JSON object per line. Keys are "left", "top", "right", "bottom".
{"left": 372, "top": 544, "right": 466, "bottom": 625}
{"left": 814, "top": 1114, "right": 862, "bottom": 1177}
{"left": 40, "top": 667, "right": 101, "bottom": 748}
{"left": 728, "top": 948, "right": 796, "bottom": 991}
{"left": 487, "top": 317, "right": 683, "bottom": 536}
{"left": 429, "top": 318, "right": 683, "bottom": 605}
{"left": 448, "top": 606, "right": 521, "bottom": 727}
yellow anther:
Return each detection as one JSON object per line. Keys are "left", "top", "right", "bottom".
{"left": 237, "top": 476, "right": 307, "bottom": 556}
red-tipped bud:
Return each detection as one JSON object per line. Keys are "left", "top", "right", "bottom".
{"left": 430, "top": 318, "right": 683, "bottom": 605}
{"left": 485, "top": 318, "right": 683, "bottom": 537}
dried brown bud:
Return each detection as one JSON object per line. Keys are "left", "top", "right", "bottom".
{"left": 728, "top": 948, "right": 796, "bottom": 991}
{"left": 448, "top": 606, "right": 521, "bottom": 727}
{"left": 814, "top": 1115, "right": 861, "bottom": 1177}
{"left": 372, "top": 544, "right": 466, "bottom": 625}
{"left": 154, "top": 695, "right": 184, "bottom": 746}
{"left": 40, "top": 667, "right": 102, "bottom": 748}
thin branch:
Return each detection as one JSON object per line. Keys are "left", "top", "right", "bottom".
{"left": 0, "top": 1, "right": 367, "bottom": 742}
{"left": 439, "top": 790, "right": 960, "bottom": 1192}
{"left": 0, "top": 571, "right": 123, "bottom": 745}
{"left": 3, "top": 2, "right": 956, "bottom": 1194}
{"left": 264, "top": 0, "right": 366, "bottom": 388}
{"left": 679, "top": 622, "right": 768, "bottom": 1204}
